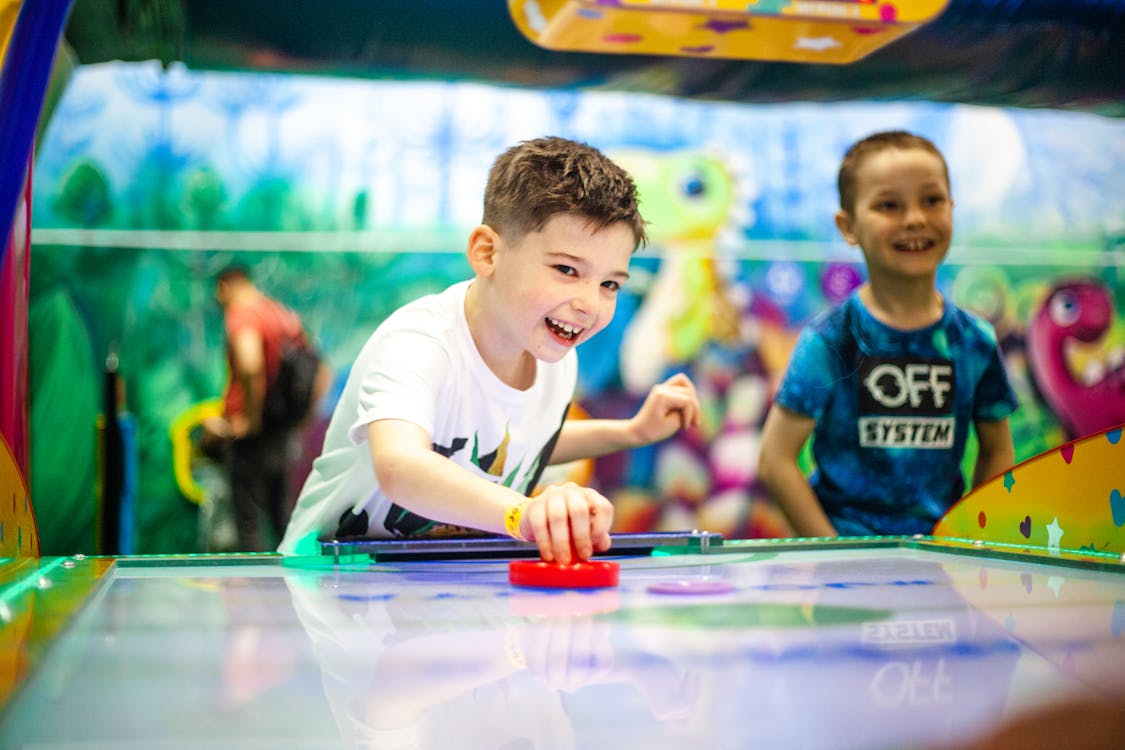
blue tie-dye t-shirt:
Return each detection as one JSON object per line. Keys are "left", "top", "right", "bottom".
{"left": 774, "top": 292, "right": 1019, "bottom": 536}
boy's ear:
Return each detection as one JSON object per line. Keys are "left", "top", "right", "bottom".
{"left": 466, "top": 224, "right": 500, "bottom": 277}
{"left": 834, "top": 209, "right": 858, "bottom": 246}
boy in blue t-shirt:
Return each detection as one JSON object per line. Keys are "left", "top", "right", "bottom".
{"left": 758, "top": 131, "right": 1019, "bottom": 537}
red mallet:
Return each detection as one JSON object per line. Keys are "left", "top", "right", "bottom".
{"left": 509, "top": 558, "right": 619, "bottom": 589}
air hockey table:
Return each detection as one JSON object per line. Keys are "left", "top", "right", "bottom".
{"left": 1, "top": 532, "right": 1123, "bottom": 750}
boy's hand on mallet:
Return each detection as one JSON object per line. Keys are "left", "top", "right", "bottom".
{"left": 520, "top": 483, "right": 614, "bottom": 564}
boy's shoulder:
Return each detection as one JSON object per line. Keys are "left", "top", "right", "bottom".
{"left": 377, "top": 280, "right": 469, "bottom": 333}
{"left": 812, "top": 293, "right": 996, "bottom": 344}
{"left": 942, "top": 299, "right": 1001, "bottom": 346}
{"left": 802, "top": 294, "right": 857, "bottom": 340}
{"left": 357, "top": 281, "right": 471, "bottom": 369}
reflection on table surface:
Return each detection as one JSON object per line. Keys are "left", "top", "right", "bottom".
{"left": 1, "top": 545, "right": 1123, "bottom": 749}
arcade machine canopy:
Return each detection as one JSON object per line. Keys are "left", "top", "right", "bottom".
{"left": 61, "top": 0, "right": 1125, "bottom": 116}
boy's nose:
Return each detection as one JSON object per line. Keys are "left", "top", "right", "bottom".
{"left": 903, "top": 202, "right": 928, "bottom": 227}
{"left": 572, "top": 281, "right": 599, "bottom": 318}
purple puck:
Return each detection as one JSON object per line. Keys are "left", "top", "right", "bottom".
{"left": 646, "top": 580, "right": 736, "bottom": 596}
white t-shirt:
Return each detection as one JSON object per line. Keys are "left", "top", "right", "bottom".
{"left": 279, "top": 280, "right": 578, "bottom": 555}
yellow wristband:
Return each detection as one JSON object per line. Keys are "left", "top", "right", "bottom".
{"left": 505, "top": 497, "right": 532, "bottom": 541}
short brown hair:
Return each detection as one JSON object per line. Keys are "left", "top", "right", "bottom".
{"left": 483, "top": 136, "right": 648, "bottom": 250}
{"left": 837, "top": 131, "right": 950, "bottom": 215}
{"left": 216, "top": 263, "right": 251, "bottom": 284}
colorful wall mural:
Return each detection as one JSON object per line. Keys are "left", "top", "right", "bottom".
{"left": 28, "top": 61, "right": 1125, "bottom": 554}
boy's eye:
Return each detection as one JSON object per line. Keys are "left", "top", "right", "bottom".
{"left": 925, "top": 195, "right": 947, "bottom": 206}
{"left": 553, "top": 264, "right": 577, "bottom": 276}
{"left": 601, "top": 280, "right": 621, "bottom": 292}
{"left": 875, "top": 200, "right": 899, "bottom": 211}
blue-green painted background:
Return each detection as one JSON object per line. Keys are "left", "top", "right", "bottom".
{"left": 30, "top": 62, "right": 1125, "bottom": 553}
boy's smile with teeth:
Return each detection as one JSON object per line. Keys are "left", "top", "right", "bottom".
{"left": 547, "top": 316, "right": 583, "bottom": 342}
{"left": 895, "top": 238, "right": 934, "bottom": 252}
{"left": 464, "top": 212, "right": 634, "bottom": 383}
{"left": 835, "top": 148, "right": 954, "bottom": 284}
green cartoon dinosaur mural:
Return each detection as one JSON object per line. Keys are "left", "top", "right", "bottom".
{"left": 613, "top": 149, "right": 742, "bottom": 395}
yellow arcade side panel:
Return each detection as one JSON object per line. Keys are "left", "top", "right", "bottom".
{"left": 0, "top": 0, "right": 21, "bottom": 65}
{"left": 1, "top": 0, "right": 37, "bottom": 558}
{"left": 509, "top": 0, "right": 950, "bottom": 64}
{"left": 934, "top": 425, "right": 1125, "bottom": 555}
{"left": 0, "top": 433, "right": 38, "bottom": 557}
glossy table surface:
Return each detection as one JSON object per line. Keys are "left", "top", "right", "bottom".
{"left": 1, "top": 537, "right": 1123, "bottom": 749}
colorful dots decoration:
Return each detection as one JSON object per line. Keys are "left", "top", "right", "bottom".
{"left": 1046, "top": 517, "right": 1064, "bottom": 550}
{"left": 978, "top": 511, "right": 987, "bottom": 528}
{"left": 508, "top": 0, "right": 946, "bottom": 65}
{"left": 1019, "top": 515, "right": 1032, "bottom": 539}
{"left": 794, "top": 36, "right": 841, "bottom": 51}
{"left": 700, "top": 19, "right": 750, "bottom": 34}
{"left": 1111, "top": 488, "right": 1125, "bottom": 527}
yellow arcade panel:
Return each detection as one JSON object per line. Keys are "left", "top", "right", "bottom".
{"left": 509, "top": 0, "right": 949, "bottom": 64}
{"left": 2, "top": 0, "right": 35, "bottom": 555}
{"left": 0, "top": 0, "right": 21, "bottom": 66}
{"left": 934, "top": 424, "right": 1125, "bottom": 556}
{"left": 0, "top": 433, "right": 38, "bottom": 558}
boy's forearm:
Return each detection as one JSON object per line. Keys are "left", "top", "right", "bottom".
{"left": 550, "top": 373, "right": 699, "bottom": 464}
{"left": 778, "top": 487, "right": 837, "bottom": 538}
{"left": 760, "top": 462, "right": 836, "bottom": 538}
{"left": 972, "top": 419, "right": 1015, "bottom": 488}
{"left": 370, "top": 420, "right": 615, "bottom": 563}
{"left": 972, "top": 445, "right": 1015, "bottom": 488}
{"left": 550, "top": 418, "right": 642, "bottom": 465}
{"left": 375, "top": 446, "right": 524, "bottom": 535}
